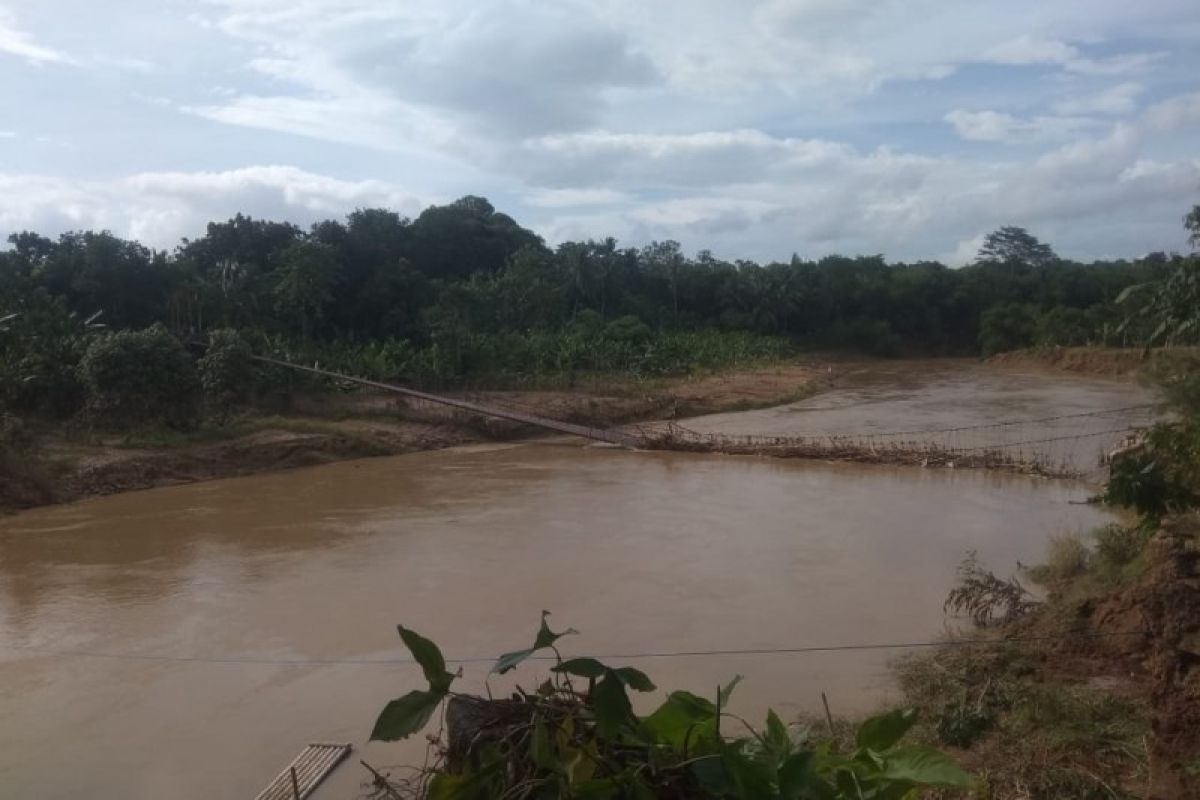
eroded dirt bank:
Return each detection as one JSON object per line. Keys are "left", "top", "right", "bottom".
{"left": 2, "top": 361, "right": 827, "bottom": 512}
{"left": 989, "top": 346, "right": 1199, "bottom": 378}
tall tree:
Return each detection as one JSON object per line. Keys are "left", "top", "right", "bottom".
{"left": 272, "top": 241, "right": 342, "bottom": 338}
{"left": 1184, "top": 205, "right": 1200, "bottom": 250}
{"left": 976, "top": 227, "right": 1058, "bottom": 269}
{"left": 408, "top": 196, "right": 544, "bottom": 280}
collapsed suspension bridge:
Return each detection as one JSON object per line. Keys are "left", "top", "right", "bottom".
{"left": 252, "top": 354, "right": 1155, "bottom": 479}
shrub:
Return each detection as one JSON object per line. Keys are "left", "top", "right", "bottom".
{"left": 78, "top": 324, "right": 200, "bottom": 429}
{"left": 602, "top": 314, "right": 653, "bottom": 345}
{"left": 1092, "top": 524, "right": 1148, "bottom": 571}
{"left": 944, "top": 552, "right": 1038, "bottom": 626}
{"left": 0, "top": 293, "right": 99, "bottom": 418}
{"left": 978, "top": 303, "right": 1037, "bottom": 356}
{"left": 365, "top": 613, "right": 974, "bottom": 799}
{"left": 198, "top": 328, "right": 255, "bottom": 422}
{"left": 1028, "top": 533, "right": 1089, "bottom": 584}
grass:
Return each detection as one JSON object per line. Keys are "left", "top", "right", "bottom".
{"left": 1026, "top": 532, "right": 1090, "bottom": 584}
{"left": 893, "top": 523, "right": 1165, "bottom": 799}
{"left": 1025, "top": 525, "right": 1154, "bottom": 600}
{"left": 895, "top": 643, "right": 1149, "bottom": 799}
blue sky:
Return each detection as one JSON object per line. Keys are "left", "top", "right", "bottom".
{"left": 1, "top": 0, "right": 1198, "bottom": 264}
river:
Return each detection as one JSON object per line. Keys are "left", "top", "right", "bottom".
{"left": 0, "top": 364, "right": 1153, "bottom": 799}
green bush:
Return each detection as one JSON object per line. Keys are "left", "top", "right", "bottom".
{"left": 0, "top": 293, "right": 98, "bottom": 417}
{"left": 835, "top": 319, "right": 903, "bottom": 358}
{"left": 603, "top": 314, "right": 653, "bottom": 345}
{"left": 1027, "top": 533, "right": 1089, "bottom": 584}
{"left": 78, "top": 324, "right": 200, "bottom": 429}
{"left": 367, "top": 614, "right": 975, "bottom": 799}
{"left": 198, "top": 328, "right": 255, "bottom": 422}
{"left": 1092, "top": 524, "right": 1149, "bottom": 571}
{"left": 979, "top": 303, "right": 1037, "bottom": 356}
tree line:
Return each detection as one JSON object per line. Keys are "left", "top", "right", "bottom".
{"left": 2, "top": 195, "right": 1197, "bottom": 426}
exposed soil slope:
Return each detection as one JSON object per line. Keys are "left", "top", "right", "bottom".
{"left": 989, "top": 346, "right": 1200, "bottom": 379}
{"left": 2, "top": 361, "right": 824, "bottom": 512}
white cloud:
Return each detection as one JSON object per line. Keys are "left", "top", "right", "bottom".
{"left": 1054, "top": 82, "right": 1143, "bottom": 115}
{"left": 981, "top": 35, "right": 1162, "bottom": 75}
{"left": 984, "top": 36, "right": 1079, "bottom": 66}
{"left": 1144, "top": 91, "right": 1200, "bottom": 131}
{"left": 516, "top": 120, "right": 1200, "bottom": 263}
{"left": 522, "top": 130, "right": 854, "bottom": 188}
{"left": 0, "top": 7, "right": 76, "bottom": 64}
{"left": 0, "top": 130, "right": 15, "bottom": 138}
{"left": 5, "top": 0, "right": 1200, "bottom": 266}
{"left": 943, "top": 109, "right": 1096, "bottom": 143}
{"left": 523, "top": 188, "right": 631, "bottom": 208}
{"left": 0, "top": 166, "right": 426, "bottom": 248}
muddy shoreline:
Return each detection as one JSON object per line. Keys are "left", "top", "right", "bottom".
{"left": 2, "top": 361, "right": 830, "bottom": 513}
{"left": 5, "top": 350, "right": 1160, "bottom": 514}
{"left": 988, "top": 345, "right": 1198, "bottom": 378}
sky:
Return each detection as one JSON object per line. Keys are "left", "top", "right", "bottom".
{"left": 1, "top": 0, "right": 1198, "bottom": 265}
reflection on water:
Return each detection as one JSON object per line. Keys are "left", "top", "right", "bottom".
{"left": 0, "top": 367, "right": 1150, "bottom": 800}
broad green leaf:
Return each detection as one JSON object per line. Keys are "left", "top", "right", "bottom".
{"left": 370, "top": 689, "right": 444, "bottom": 741}
{"left": 555, "top": 659, "right": 655, "bottom": 691}
{"left": 614, "top": 666, "right": 655, "bottom": 692}
{"left": 641, "top": 690, "right": 717, "bottom": 749}
{"left": 398, "top": 625, "right": 454, "bottom": 693}
{"left": 530, "top": 718, "right": 556, "bottom": 771}
{"left": 879, "top": 745, "right": 974, "bottom": 788}
{"left": 856, "top": 708, "right": 917, "bottom": 752}
{"left": 779, "top": 752, "right": 838, "bottom": 800}
{"left": 533, "top": 610, "right": 578, "bottom": 649}
{"left": 690, "top": 754, "right": 733, "bottom": 793}
{"left": 492, "top": 611, "right": 578, "bottom": 674}
{"left": 591, "top": 670, "right": 634, "bottom": 739}
{"left": 765, "top": 709, "right": 792, "bottom": 757}
{"left": 702, "top": 741, "right": 775, "bottom": 797}
{"left": 491, "top": 646, "right": 537, "bottom": 675}
{"left": 553, "top": 657, "right": 607, "bottom": 679}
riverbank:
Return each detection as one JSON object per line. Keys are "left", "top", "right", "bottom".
{"left": 895, "top": 513, "right": 1200, "bottom": 798}
{"left": 0, "top": 360, "right": 830, "bottom": 513}
{"left": 988, "top": 345, "right": 1200, "bottom": 378}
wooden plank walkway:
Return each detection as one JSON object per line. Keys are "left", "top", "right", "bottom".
{"left": 254, "top": 742, "right": 351, "bottom": 800}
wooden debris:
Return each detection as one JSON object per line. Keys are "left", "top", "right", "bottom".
{"left": 255, "top": 742, "right": 351, "bottom": 800}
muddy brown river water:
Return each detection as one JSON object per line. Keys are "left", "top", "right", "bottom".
{"left": 0, "top": 364, "right": 1154, "bottom": 799}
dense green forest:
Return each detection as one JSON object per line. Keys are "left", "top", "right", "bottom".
{"left": 2, "top": 196, "right": 1197, "bottom": 427}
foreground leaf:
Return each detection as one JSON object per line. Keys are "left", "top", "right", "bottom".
{"left": 398, "top": 625, "right": 455, "bottom": 693}
{"left": 591, "top": 670, "right": 634, "bottom": 739}
{"left": 856, "top": 708, "right": 918, "bottom": 752}
{"left": 641, "top": 690, "right": 717, "bottom": 749}
{"left": 492, "top": 611, "right": 578, "bottom": 674}
{"left": 553, "top": 657, "right": 607, "bottom": 679}
{"left": 554, "top": 659, "right": 655, "bottom": 692}
{"left": 614, "top": 666, "right": 656, "bottom": 692}
{"left": 370, "top": 689, "right": 444, "bottom": 741}
{"left": 880, "top": 745, "right": 974, "bottom": 787}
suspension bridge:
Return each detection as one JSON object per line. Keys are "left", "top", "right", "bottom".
{"left": 252, "top": 354, "right": 1155, "bottom": 479}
